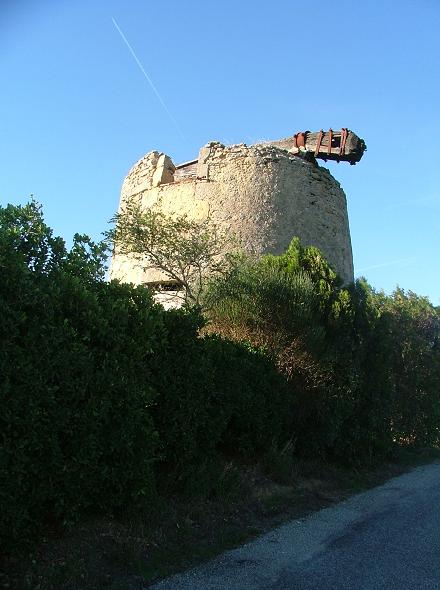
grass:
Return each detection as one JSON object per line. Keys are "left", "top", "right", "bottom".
{"left": 2, "top": 446, "right": 440, "bottom": 590}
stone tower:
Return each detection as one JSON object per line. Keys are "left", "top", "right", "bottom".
{"left": 110, "top": 140, "right": 354, "bottom": 286}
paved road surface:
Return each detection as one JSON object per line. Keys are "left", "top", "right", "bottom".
{"left": 149, "top": 462, "right": 440, "bottom": 589}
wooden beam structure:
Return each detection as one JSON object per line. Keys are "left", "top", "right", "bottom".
{"left": 268, "top": 129, "right": 366, "bottom": 165}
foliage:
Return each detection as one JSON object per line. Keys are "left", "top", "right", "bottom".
{"left": 147, "top": 308, "right": 226, "bottom": 495}
{"left": 106, "top": 201, "right": 232, "bottom": 306}
{"left": 0, "top": 202, "right": 293, "bottom": 548}
{"left": 203, "top": 251, "right": 325, "bottom": 355}
{"left": 0, "top": 202, "right": 162, "bottom": 549}
{"left": 378, "top": 288, "right": 440, "bottom": 445}
{"left": 146, "top": 309, "right": 292, "bottom": 496}
{"left": 260, "top": 237, "right": 345, "bottom": 319}
{"left": 0, "top": 199, "right": 108, "bottom": 280}
{"left": 2, "top": 203, "right": 440, "bottom": 553}
{"left": 203, "top": 336, "right": 292, "bottom": 458}
{"left": 205, "top": 238, "right": 440, "bottom": 463}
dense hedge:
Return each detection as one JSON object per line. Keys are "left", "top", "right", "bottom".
{"left": 0, "top": 202, "right": 292, "bottom": 549}
{"left": 1, "top": 202, "right": 439, "bottom": 551}
{"left": 0, "top": 222, "right": 163, "bottom": 547}
{"left": 147, "top": 310, "right": 292, "bottom": 495}
{"left": 205, "top": 239, "right": 440, "bottom": 462}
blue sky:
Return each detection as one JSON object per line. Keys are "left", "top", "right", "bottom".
{"left": 1, "top": 0, "right": 439, "bottom": 302}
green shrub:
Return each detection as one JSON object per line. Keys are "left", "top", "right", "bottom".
{"left": 148, "top": 311, "right": 292, "bottom": 495}
{"left": 147, "top": 308, "right": 227, "bottom": 495}
{"left": 380, "top": 288, "right": 440, "bottom": 446}
{"left": 0, "top": 203, "right": 162, "bottom": 549}
{"left": 204, "top": 238, "right": 440, "bottom": 464}
{"left": 204, "top": 336, "right": 292, "bottom": 457}
{"left": 204, "top": 251, "right": 324, "bottom": 354}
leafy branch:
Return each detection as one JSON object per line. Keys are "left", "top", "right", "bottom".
{"left": 106, "top": 201, "right": 233, "bottom": 306}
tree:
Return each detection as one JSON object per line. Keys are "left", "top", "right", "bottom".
{"left": 0, "top": 199, "right": 109, "bottom": 281}
{"left": 107, "top": 200, "right": 233, "bottom": 306}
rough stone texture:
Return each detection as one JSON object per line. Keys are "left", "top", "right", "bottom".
{"left": 110, "top": 141, "right": 354, "bottom": 285}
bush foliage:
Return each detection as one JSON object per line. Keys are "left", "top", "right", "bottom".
{"left": 1, "top": 201, "right": 439, "bottom": 550}
{"left": 204, "top": 238, "right": 440, "bottom": 461}
{"left": 0, "top": 202, "right": 163, "bottom": 548}
{"left": 0, "top": 202, "right": 290, "bottom": 548}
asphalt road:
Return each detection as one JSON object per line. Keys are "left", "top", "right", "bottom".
{"left": 149, "top": 462, "right": 440, "bottom": 590}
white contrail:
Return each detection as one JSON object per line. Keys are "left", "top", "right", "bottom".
{"left": 356, "top": 257, "right": 417, "bottom": 274}
{"left": 111, "top": 17, "right": 186, "bottom": 142}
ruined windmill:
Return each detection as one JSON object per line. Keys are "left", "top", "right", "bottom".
{"left": 111, "top": 129, "right": 366, "bottom": 301}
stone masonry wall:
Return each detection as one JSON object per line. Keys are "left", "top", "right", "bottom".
{"left": 110, "top": 142, "right": 354, "bottom": 285}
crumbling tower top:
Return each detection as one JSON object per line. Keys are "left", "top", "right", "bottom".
{"left": 111, "top": 131, "right": 362, "bottom": 289}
